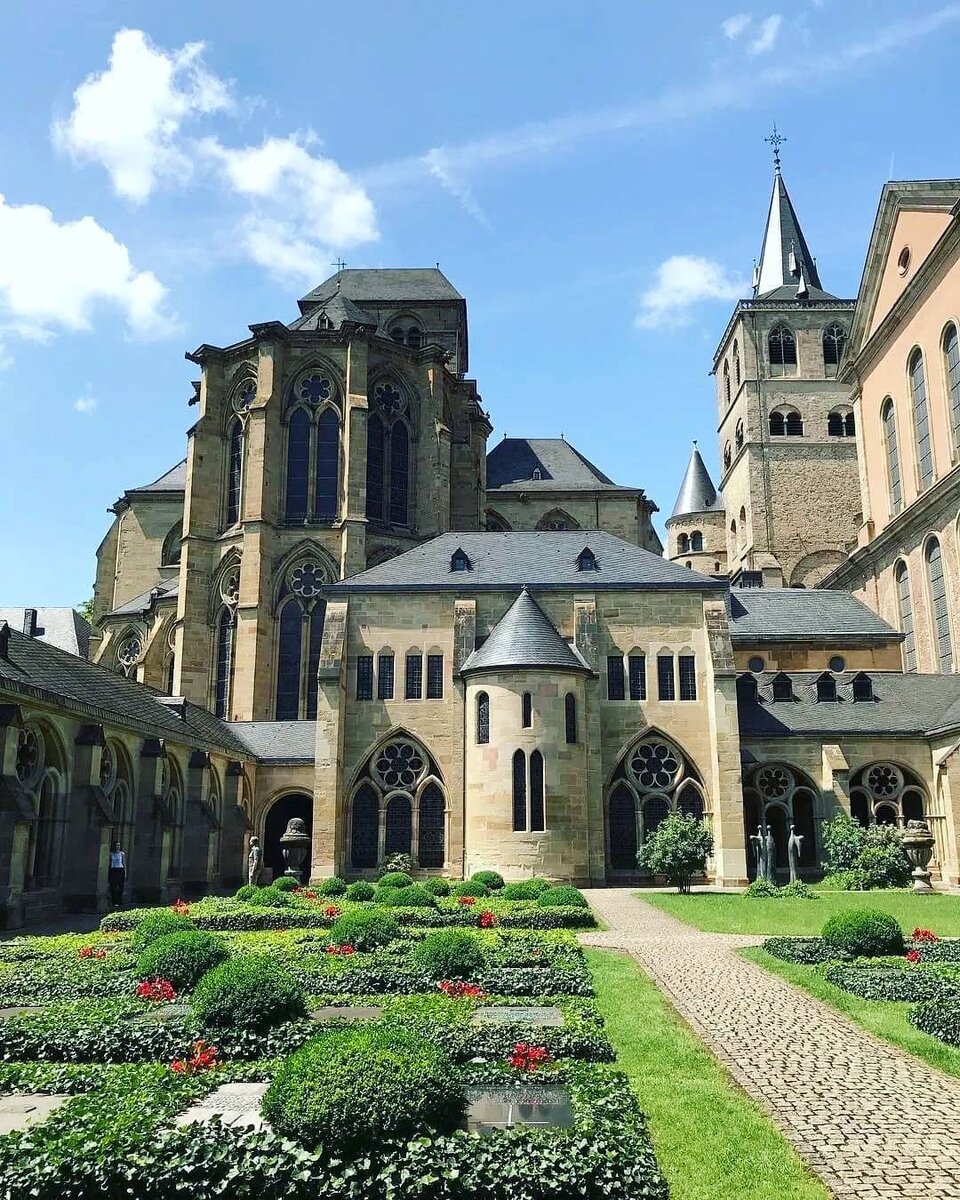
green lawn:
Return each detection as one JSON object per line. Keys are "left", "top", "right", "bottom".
{"left": 743, "top": 947, "right": 960, "bottom": 1081}
{"left": 642, "top": 889, "right": 960, "bottom": 936}
{"left": 586, "top": 948, "right": 830, "bottom": 1200}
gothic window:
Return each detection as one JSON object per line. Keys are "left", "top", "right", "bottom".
{"left": 485, "top": 510, "right": 511, "bottom": 532}
{"left": 366, "top": 381, "right": 412, "bottom": 527}
{"left": 161, "top": 521, "right": 182, "bottom": 567}
{"left": 405, "top": 653, "right": 423, "bottom": 699}
{"left": 678, "top": 533, "right": 689, "bottom": 554}
{"left": 284, "top": 374, "right": 341, "bottom": 522}
{"left": 389, "top": 422, "right": 409, "bottom": 524}
{"left": 628, "top": 654, "right": 646, "bottom": 700}
{"left": 377, "top": 652, "right": 395, "bottom": 700}
{"left": 657, "top": 654, "right": 675, "bottom": 701}
{"left": 564, "top": 692, "right": 577, "bottom": 744}
{"left": 608, "top": 784, "right": 637, "bottom": 870}
{"left": 356, "top": 655, "right": 374, "bottom": 700}
{"left": 926, "top": 537, "right": 954, "bottom": 673}
{"left": 305, "top": 603, "right": 325, "bottom": 720}
{"left": 512, "top": 750, "right": 527, "bottom": 832}
{"left": 477, "top": 691, "right": 490, "bottom": 744}
{"left": 350, "top": 737, "right": 442, "bottom": 867}
{"left": 276, "top": 600, "right": 304, "bottom": 720}
{"left": 823, "top": 323, "right": 847, "bottom": 374}
{"left": 769, "top": 411, "right": 786, "bottom": 436}
{"left": 366, "top": 414, "right": 385, "bottom": 521}
{"left": 882, "top": 398, "right": 902, "bottom": 515}
{"left": 536, "top": 509, "right": 581, "bottom": 532}
{"left": 895, "top": 560, "right": 917, "bottom": 672}
{"left": 910, "top": 349, "right": 934, "bottom": 491}
{"left": 351, "top": 783, "right": 379, "bottom": 867}
{"left": 691, "top": 530, "right": 703, "bottom": 552}
{"left": 785, "top": 410, "right": 804, "bottom": 436}
{"left": 116, "top": 630, "right": 144, "bottom": 678}
{"left": 733, "top": 339, "right": 741, "bottom": 387}
{"left": 214, "top": 606, "right": 235, "bottom": 719}
{"left": 607, "top": 655, "right": 625, "bottom": 700}
{"left": 677, "top": 783, "right": 704, "bottom": 820}
{"left": 226, "top": 418, "right": 244, "bottom": 527}
{"left": 768, "top": 324, "right": 797, "bottom": 374}
{"left": 165, "top": 655, "right": 176, "bottom": 695}
{"left": 275, "top": 561, "right": 328, "bottom": 719}
{"left": 285, "top": 408, "right": 311, "bottom": 520}
{"left": 642, "top": 796, "right": 670, "bottom": 843}
{"left": 426, "top": 654, "right": 444, "bottom": 699}
{"left": 735, "top": 419, "right": 744, "bottom": 450}
{"left": 522, "top": 692, "right": 532, "bottom": 728}
{"left": 944, "top": 323, "right": 960, "bottom": 453}
{"left": 530, "top": 750, "right": 545, "bottom": 832}
{"left": 679, "top": 654, "right": 697, "bottom": 700}
{"left": 723, "top": 442, "right": 731, "bottom": 469}
{"left": 384, "top": 795, "right": 412, "bottom": 856}
{"left": 418, "top": 783, "right": 445, "bottom": 868}
{"left": 723, "top": 361, "right": 731, "bottom": 406}
{"left": 314, "top": 407, "right": 339, "bottom": 519}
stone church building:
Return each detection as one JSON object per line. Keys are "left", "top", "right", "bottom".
{"left": 3, "top": 161, "right": 960, "bottom": 925}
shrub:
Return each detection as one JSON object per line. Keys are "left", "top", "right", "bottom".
{"left": 452, "top": 881, "right": 489, "bottom": 898}
{"left": 411, "top": 929, "right": 486, "bottom": 980}
{"left": 328, "top": 909, "right": 399, "bottom": 952}
{"left": 130, "top": 910, "right": 195, "bottom": 953}
{"left": 639, "top": 812, "right": 713, "bottom": 893}
{"left": 345, "top": 880, "right": 376, "bottom": 902}
{"left": 376, "top": 884, "right": 437, "bottom": 909}
{"left": 261, "top": 1024, "right": 464, "bottom": 1156}
{"left": 526, "top": 877, "right": 553, "bottom": 894}
{"left": 380, "top": 853, "right": 413, "bottom": 875}
{"left": 192, "top": 955, "right": 307, "bottom": 1031}
{"left": 745, "top": 878, "right": 779, "bottom": 898}
{"left": 823, "top": 962, "right": 958, "bottom": 1003}
{"left": 858, "top": 826, "right": 912, "bottom": 889}
{"left": 318, "top": 876, "right": 347, "bottom": 897}
{"left": 820, "top": 870, "right": 867, "bottom": 891}
{"left": 136, "top": 930, "right": 229, "bottom": 991}
{"left": 779, "top": 880, "right": 817, "bottom": 900}
{"left": 273, "top": 876, "right": 299, "bottom": 892}
{"left": 822, "top": 908, "right": 905, "bottom": 958}
{"left": 423, "top": 877, "right": 451, "bottom": 897}
{"left": 470, "top": 871, "right": 505, "bottom": 892}
{"left": 234, "top": 885, "right": 256, "bottom": 902}
{"left": 378, "top": 871, "right": 414, "bottom": 890}
{"left": 822, "top": 813, "right": 868, "bottom": 873}
{"left": 910, "top": 997, "right": 960, "bottom": 1045}
{"left": 763, "top": 936, "right": 847, "bottom": 965}
{"left": 249, "top": 886, "right": 293, "bottom": 908}
{"left": 502, "top": 881, "right": 539, "bottom": 901}
{"left": 537, "top": 885, "right": 589, "bottom": 909}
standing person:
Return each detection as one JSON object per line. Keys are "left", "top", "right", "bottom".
{"left": 247, "top": 836, "right": 263, "bottom": 887}
{"left": 108, "top": 840, "right": 126, "bottom": 907}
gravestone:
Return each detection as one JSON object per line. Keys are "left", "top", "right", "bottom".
{"left": 465, "top": 1086, "right": 574, "bottom": 1134}
{"left": 129, "top": 1003, "right": 193, "bottom": 1025}
{"left": 0, "top": 1007, "right": 45, "bottom": 1022}
{"left": 310, "top": 1005, "right": 383, "bottom": 1023}
{"left": 0, "top": 1094, "right": 70, "bottom": 1135}
{"left": 176, "top": 1082, "right": 270, "bottom": 1130}
{"left": 471, "top": 1006, "right": 564, "bottom": 1027}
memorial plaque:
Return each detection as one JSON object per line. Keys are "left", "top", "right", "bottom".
{"left": 0, "top": 1094, "right": 70, "bottom": 1136}
{"left": 465, "top": 1086, "right": 574, "bottom": 1134}
{"left": 470, "top": 1006, "right": 564, "bottom": 1027}
{"left": 176, "top": 1082, "right": 269, "bottom": 1130}
{"left": 310, "top": 1005, "right": 383, "bottom": 1023}
{"left": 129, "top": 1003, "right": 193, "bottom": 1025}
{"left": 0, "top": 1007, "right": 45, "bottom": 1022}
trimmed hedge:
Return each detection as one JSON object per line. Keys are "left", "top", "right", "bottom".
{"left": 248, "top": 886, "right": 293, "bottom": 908}
{"left": 375, "top": 884, "right": 437, "bottom": 909}
{"left": 822, "top": 909, "right": 905, "bottom": 958}
{"left": 130, "top": 911, "right": 195, "bottom": 953}
{"left": 272, "top": 876, "right": 298, "bottom": 892}
{"left": 378, "top": 871, "right": 414, "bottom": 889}
{"left": 823, "top": 962, "right": 959, "bottom": 1003}
{"left": 470, "top": 871, "right": 505, "bottom": 892}
{"left": 328, "top": 909, "right": 399, "bottom": 952}
{"left": 910, "top": 997, "right": 960, "bottom": 1045}
{"left": 318, "top": 876, "right": 347, "bottom": 897}
{"left": 423, "top": 877, "right": 451, "bottom": 897}
{"left": 345, "top": 881, "right": 376, "bottom": 902}
{"left": 452, "top": 881, "right": 489, "bottom": 898}
{"left": 192, "top": 956, "right": 307, "bottom": 1031}
{"left": 762, "top": 937, "right": 850, "bottom": 966}
{"left": 411, "top": 929, "right": 486, "bottom": 980}
{"left": 538, "top": 886, "right": 589, "bottom": 909}
{"left": 136, "top": 931, "right": 229, "bottom": 992}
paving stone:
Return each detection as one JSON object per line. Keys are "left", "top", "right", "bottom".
{"left": 0, "top": 1007, "right": 44, "bottom": 1021}
{"left": 581, "top": 889, "right": 960, "bottom": 1200}
{"left": 470, "top": 1006, "right": 564, "bottom": 1026}
{"left": 464, "top": 1085, "right": 573, "bottom": 1133}
{"left": 0, "top": 1093, "right": 70, "bottom": 1135}
{"left": 176, "top": 1082, "right": 270, "bottom": 1130}
{"left": 310, "top": 1005, "right": 383, "bottom": 1023}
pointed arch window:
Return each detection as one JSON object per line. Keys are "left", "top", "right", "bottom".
{"left": 926, "top": 538, "right": 954, "bottom": 673}
{"left": 384, "top": 795, "right": 412, "bottom": 856}
{"left": 476, "top": 691, "right": 490, "bottom": 744}
{"left": 733, "top": 339, "right": 741, "bottom": 387}
{"left": 944, "top": 323, "right": 960, "bottom": 453}
{"left": 608, "top": 784, "right": 637, "bottom": 871}
{"left": 723, "top": 361, "right": 731, "bottom": 407}
{"left": 366, "top": 381, "right": 413, "bottom": 528}
{"left": 723, "top": 442, "right": 732, "bottom": 469}
{"left": 512, "top": 750, "right": 526, "bottom": 832}
{"left": 735, "top": 419, "right": 744, "bottom": 450}
{"left": 161, "top": 521, "right": 183, "bottom": 567}
{"left": 418, "top": 783, "right": 445, "bottom": 868}
{"left": 882, "top": 398, "right": 902, "bottom": 516}
{"left": 389, "top": 421, "right": 409, "bottom": 524}
{"left": 529, "top": 751, "right": 545, "bottom": 832}
{"left": 564, "top": 692, "right": 577, "bottom": 744}
{"left": 275, "top": 596, "right": 327, "bottom": 720}
{"left": 350, "top": 783, "right": 379, "bottom": 868}
{"left": 823, "top": 323, "right": 847, "bottom": 375}
{"left": 768, "top": 324, "right": 797, "bottom": 375}
{"left": 910, "top": 349, "right": 934, "bottom": 491}
{"left": 895, "top": 560, "right": 916, "bottom": 672}
{"left": 214, "top": 606, "right": 235, "bottom": 719}
{"left": 284, "top": 385, "right": 340, "bottom": 523}
{"left": 226, "top": 417, "right": 244, "bottom": 527}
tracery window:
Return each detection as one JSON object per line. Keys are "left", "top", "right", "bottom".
{"left": 418, "top": 783, "right": 445, "bottom": 867}
{"left": 910, "top": 349, "right": 934, "bottom": 491}
{"left": 882, "top": 398, "right": 902, "bottom": 515}
{"left": 214, "top": 606, "right": 235, "bottom": 719}
{"left": 848, "top": 762, "right": 928, "bottom": 828}
{"left": 225, "top": 417, "right": 244, "bottom": 527}
{"left": 926, "top": 537, "right": 954, "bottom": 673}
{"left": 116, "top": 631, "right": 144, "bottom": 678}
{"left": 536, "top": 509, "right": 581, "bottom": 532}
{"left": 822, "top": 323, "right": 846, "bottom": 375}
{"left": 476, "top": 691, "right": 490, "bottom": 744}
{"left": 768, "top": 324, "right": 797, "bottom": 375}
{"left": 366, "top": 381, "right": 413, "bottom": 527}
{"left": 348, "top": 737, "right": 445, "bottom": 868}
{"left": 285, "top": 372, "right": 341, "bottom": 522}
{"left": 895, "top": 560, "right": 917, "bottom": 672}
{"left": 275, "top": 559, "right": 329, "bottom": 719}
{"left": 944, "top": 323, "right": 960, "bottom": 453}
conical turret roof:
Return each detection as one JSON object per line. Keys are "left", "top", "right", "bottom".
{"left": 754, "top": 169, "right": 836, "bottom": 301}
{"left": 460, "top": 588, "right": 591, "bottom": 675}
{"left": 670, "top": 445, "right": 723, "bottom": 519}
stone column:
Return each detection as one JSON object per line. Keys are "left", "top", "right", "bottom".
{"left": 61, "top": 724, "right": 112, "bottom": 911}
{"left": 574, "top": 597, "right": 606, "bottom": 884}
{"left": 936, "top": 748, "right": 960, "bottom": 886}
{"left": 132, "top": 739, "right": 169, "bottom": 905}
{"left": 181, "top": 751, "right": 215, "bottom": 894}
{"left": 220, "top": 761, "right": 250, "bottom": 889}
{"left": 703, "top": 601, "right": 747, "bottom": 886}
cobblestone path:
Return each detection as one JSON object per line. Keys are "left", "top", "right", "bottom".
{"left": 582, "top": 888, "right": 960, "bottom": 1200}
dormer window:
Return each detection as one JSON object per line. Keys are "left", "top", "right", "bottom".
{"left": 450, "top": 547, "right": 472, "bottom": 573}
{"left": 851, "top": 672, "right": 874, "bottom": 702}
{"left": 577, "top": 547, "right": 599, "bottom": 572}
{"left": 771, "top": 672, "right": 794, "bottom": 702}
{"left": 737, "top": 673, "right": 759, "bottom": 703}
{"left": 815, "top": 673, "right": 837, "bottom": 702}
{"left": 532, "top": 468, "right": 542, "bottom": 480}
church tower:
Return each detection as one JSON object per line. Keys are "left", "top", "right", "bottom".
{"left": 715, "top": 135, "right": 860, "bottom": 588}
{"left": 665, "top": 443, "right": 726, "bottom": 576}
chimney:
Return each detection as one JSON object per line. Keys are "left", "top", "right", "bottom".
{"left": 0, "top": 621, "right": 9, "bottom": 660}
{"left": 22, "top": 609, "right": 37, "bottom": 637}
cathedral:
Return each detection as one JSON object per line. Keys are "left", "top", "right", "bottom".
{"left": 2, "top": 157, "right": 960, "bottom": 925}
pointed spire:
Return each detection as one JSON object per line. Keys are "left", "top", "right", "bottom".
{"left": 754, "top": 165, "right": 835, "bottom": 301}
{"left": 459, "top": 588, "right": 589, "bottom": 675}
{"left": 671, "top": 444, "right": 723, "bottom": 518}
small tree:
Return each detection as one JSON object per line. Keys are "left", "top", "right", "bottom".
{"left": 639, "top": 813, "right": 713, "bottom": 894}
{"left": 821, "top": 813, "right": 867, "bottom": 873}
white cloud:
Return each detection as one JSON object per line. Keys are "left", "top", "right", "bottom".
{"left": 422, "top": 148, "right": 490, "bottom": 226}
{"left": 748, "top": 14, "right": 783, "bottom": 54}
{"left": 53, "top": 28, "right": 232, "bottom": 202}
{"left": 0, "top": 193, "right": 175, "bottom": 345}
{"left": 635, "top": 255, "right": 745, "bottom": 329}
{"left": 74, "top": 390, "right": 98, "bottom": 415}
{"left": 721, "top": 13, "right": 752, "bottom": 39}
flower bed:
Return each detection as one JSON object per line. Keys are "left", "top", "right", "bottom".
{"left": 761, "top": 936, "right": 849, "bottom": 966}
{"left": 822, "top": 962, "right": 960, "bottom": 1003}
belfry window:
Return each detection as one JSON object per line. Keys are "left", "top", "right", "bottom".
{"left": 768, "top": 324, "right": 797, "bottom": 375}
{"left": 723, "top": 361, "right": 731, "bottom": 407}
{"left": 735, "top": 419, "right": 744, "bottom": 450}
{"left": 823, "top": 323, "right": 847, "bottom": 375}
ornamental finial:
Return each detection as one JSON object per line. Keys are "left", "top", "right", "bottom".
{"left": 764, "top": 122, "right": 786, "bottom": 170}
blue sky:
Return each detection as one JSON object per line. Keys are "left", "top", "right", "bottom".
{"left": 2, "top": 0, "right": 960, "bottom": 605}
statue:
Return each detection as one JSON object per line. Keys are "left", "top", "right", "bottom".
{"left": 247, "top": 836, "right": 262, "bottom": 887}
{"left": 788, "top": 823, "right": 804, "bottom": 883}
{"left": 750, "top": 825, "right": 768, "bottom": 883}
{"left": 765, "top": 825, "right": 777, "bottom": 883}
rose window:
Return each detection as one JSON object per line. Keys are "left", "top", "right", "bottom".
{"left": 373, "top": 741, "right": 425, "bottom": 790}
{"left": 117, "top": 635, "right": 143, "bottom": 669}
{"left": 866, "top": 763, "right": 902, "bottom": 799}
{"left": 374, "top": 383, "right": 404, "bottom": 418}
{"left": 220, "top": 570, "right": 240, "bottom": 606}
{"left": 755, "top": 766, "right": 792, "bottom": 800}
{"left": 297, "top": 374, "right": 332, "bottom": 406}
{"left": 289, "top": 561, "right": 326, "bottom": 599}
{"left": 15, "top": 727, "right": 42, "bottom": 786}
{"left": 629, "top": 742, "right": 682, "bottom": 791}
{"left": 99, "top": 744, "right": 116, "bottom": 793}
{"left": 232, "top": 378, "right": 256, "bottom": 413}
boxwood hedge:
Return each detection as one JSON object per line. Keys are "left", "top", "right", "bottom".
{"left": 822, "top": 962, "right": 959, "bottom": 1003}
{"left": 909, "top": 997, "right": 960, "bottom": 1045}
{"left": 762, "top": 937, "right": 850, "bottom": 966}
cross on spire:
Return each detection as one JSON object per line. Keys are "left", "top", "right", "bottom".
{"left": 765, "top": 123, "right": 786, "bottom": 171}
{"left": 331, "top": 257, "right": 347, "bottom": 276}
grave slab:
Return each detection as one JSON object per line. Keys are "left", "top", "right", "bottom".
{"left": 129, "top": 1003, "right": 193, "bottom": 1025}
{"left": 176, "top": 1082, "right": 270, "bottom": 1130}
{"left": 0, "top": 1007, "right": 45, "bottom": 1022}
{"left": 470, "top": 1006, "right": 564, "bottom": 1027}
{"left": 0, "top": 1094, "right": 70, "bottom": 1136}
{"left": 310, "top": 1005, "right": 383, "bottom": 1023}
{"left": 465, "top": 1086, "right": 574, "bottom": 1134}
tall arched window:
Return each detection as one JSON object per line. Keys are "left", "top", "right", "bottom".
{"left": 895, "top": 560, "right": 917, "bottom": 672}
{"left": 306, "top": 602, "right": 325, "bottom": 720}
{"left": 418, "top": 783, "right": 445, "bottom": 868}
{"left": 564, "top": 692, "right": 577, "bottom": 744}
{"left": 285, "top": 408, "right": 311, "bottom": 520}
{"left": 530, "top": 751, "right": 545, "bottom": 832}
{"left": 926, "top": 538, "right": 954, "bottom": 673}
{"left": 690, "top": 531, "right": 703, "bottom": 552}
{"left": 733, "top": 339, "right": 741, "bottom": 387}
{"left": 944, "top": 323, "right": 960, "bottom": 453}
{"left": 366, "top": 414, "right": 385, "bottom": 520}
{"left": 769, "top": 411, "right": 786, "bottom": 436}
{"left": 389, "top": 421, "right": 409, "bottom": 524}
{"left": 768, "top": 324, "right": 797, "bottom": 375}
{"left": 522, "top": 692, "right": 532, "bottom": 728}
{"left": 785, "top": 410, "right": 804, "bottom": 436}
{"left": 882, "top": 398, "right": 902, "bottom": 515}
{"left": 214, "top": 606, "right": 235, "bottom": 719}
{"left": 226, "top": 418, "right": 244, "bottom": 527}
{"left": 314, "top": 407, "right": 340, "bottom": 519}
{"left": 350, "top": 783, "right": 379, "bottom": 868}
{"left": 161, "top": 521, "right": 183, "bottom": 567}
{"left": 678, "top": 532, "right": 689, "bottom": 554}
{"left": 735, "top": 419, "right": 744, "bottom": 450}
{"left": 284, "top": 373, "right": 341, "bottom": 522}
{"left": 366, "top": 381, "right": 413, "bottom": 527}
{"left": 384, "top": 794, "right": 412, "bottom": 855}
{"left": 275, "top": 597, "right": 327, "bottom": 720}
{"left": 910, "top": 349, "right": 934, "bottom": 491}
{"left": 608, "top": 784, "right": 637, "bottom": 871}
{"left": 723, "top": 361, "right": 730, "bottom": 406}
{"left": 822, "top": 323, "right": 846, "bottom": 375}
{"left": 476, "top": 691, "right": 490, "bottom": 744}
{"left": 512, "top": 750, "right": 526, "bottom": 832}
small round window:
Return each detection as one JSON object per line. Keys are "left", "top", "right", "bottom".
{"left": 747, "top": 656, "right": 765, "bottom": 674}
{"left": 897, "top": 246, "right": 911, "bottom": 276}
{"left": 829, "top": 655, "right": 846, "bottom": 673}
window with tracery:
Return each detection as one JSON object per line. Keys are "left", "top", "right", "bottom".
{"left": 275, "top": 559, "right": 328, "bottom": 719}
{"left": 285, "top": 372, "right": 340, "bottom": 522}
{"left": 366, "top": 381, "right": 413, "bottom": 527}
{"left": 349, "top": 738, "right": 444, "bottom": 868}
{"left": 768, "top": 324, "right": 797, "bottom": 374}
{"left": 882, "top": 398, "right": 902, "bottom": 515}
{"left": 822, "top": 323, "right": 846, "bottom": 374}
{"left": 226, "top": 417, "right": 244, "bottom": 527}
{"left": 161, "top": 521, "right": 183, "bottom": 567}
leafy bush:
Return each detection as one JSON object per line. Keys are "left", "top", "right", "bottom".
{"left": 249, "top": 886, "right": 293, "bottom": 908}
{"left": 318, "top": 876, "right": 347, "bottom": 897}
{"left": 378, "top": 871, "right": 414, "bottom": 889}
{"left": 822, "top": 813, "right": 868, "bottom": 873}
{"left": 234, "top": 885, "right": 256, "bottom": 902}
{"left": 823, "top": 962, "right": 958, "bottom": 1003}
{"left": 136, "top": 930, "right": 229, "bottom": 991}
{"left": 423, "top": 877, "right": 451, "bottom": 896}
{"left": 639, "top": 813, "right": 713, "bottom": 893}
{"left": 763, "top": 936, "right": 848, "bottom": 965}
{"left": 822, "top": 908, "right": 905, "bottom": 958}
{"left": 191, "top": 955, "right": 307, "bottom": 1031}
{"left": 381, "top": 852, "right": 413, "bottom": 875}
{"left": 821, "top": 815, "right": 911, "bottom": 889}
{"left": 745, "top": 878, "right": 779, "bottom": 898}
{"left": 501, "top": 881, "right": 539, "bottom": 901}
{"left": 910, "top": 997, "right": 960, "bottom": 1045}
{"left": 273, "top": 876, "right": 299, "bottom": 892}
{"left": 538, "top": 886, "right": 589, "bottom": 908}
{"left": 345, "top": 881, "right": 376, "bottom": 902}
{"left": 779, "top": 880, "right": 817, "bottom": 899}
{"left": 452, "top": 880, "right": 489, "bottom": 898}
{"left": 328, "top": 909, "right": 399, "bottom": 952}
{"left": 820, "top": 871, "right": 867, "bottom": 891}
{"left": 411, "top": 929, "right": 486, "bottom": 980}
{"left": 130, "top": 911, "right": 195, "bottom": 953}
{"left": 526, "top": 877, "right": 553, "bottom": 894}
{"left": 470, "top": 871, "right": 505, "bottom": 892}
{"left": 908, "top": 938, "right": 960, "bottom": 963}
{"left": 376, "top": 884, "right": 437, "bottom": 908}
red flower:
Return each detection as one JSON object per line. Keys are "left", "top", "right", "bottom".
{"left": 906, "top": 949, "right": 922, "bottom": 964}
{"left": 326, "top": 943, "right": 355, "bottom": 956}
{"left": 294, "top": 887, "right": 319, "bottom": 901}
{"left": 171, "top": 899, "right": 190, "bottom": 917}
{"left": 477, "top": 910, "right": 498, "bottom": 928}
{"left": 508, "top": 1042, "right": 551, "bottom": 1071}
{"left": 438, "top": 980, "right": 486, "bottom": 999}
{"left": 324, "top": 905, "right": 342, "bottom": 919}
{"left": 912, "top": 927, "right": 939, "bottom": 943}
{"left": 137, "top": 978, "right": 178, "bottom": 1003}
{"left": 78, "top": 946, "right": 106, "bottom": 960}
{"left": 170, "top": 1040, "right": 219, "bottom": 1075}
{"left": 458, "top": 895, "right": 477, "bottom": 907}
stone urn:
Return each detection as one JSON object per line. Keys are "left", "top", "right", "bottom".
{"left": 279, "top": 818, "right": 311, "bottom": 881}
{"left": 902, "top": 819, "right": 936, "bottom": 893}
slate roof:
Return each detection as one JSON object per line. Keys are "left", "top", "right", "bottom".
{"left": 229, "top": 722, "right": 317, "bottom": 762}
{"left": 728, "top": 589, "right": 901, "bottom": 644}
{"left": 0, "top": 609, "right": 91, "bottom": 658}
{"left": 754, "top": 169, "right": 838, "bottom": 302}
{"left": 739, "top": 671, "right": 960, "bottom": 737}
{"left": 460, "top": 588, "right": 592, "bottom": 675}
{"left": 487, "top": 438, "right": 631, "bottom": 492}
{"left": 299, "top": 268, "right": 463, "bottom": 308}
{"left": 332, "top": 532, "right": 724, "bottom": 593}
{"left": 670, "top": 445, "right": 723, "bottom": 518}
{"left": 127, "top": 460, "right": 187, "bottom": 494}
{"left": 288, "top": 291, "right": 377, "bottom": 332}
{"left": 0, "top": 625, "right": 246, "bottom": 755}
{"left": 109, "top": 578, "right": 179, "bottom": 618}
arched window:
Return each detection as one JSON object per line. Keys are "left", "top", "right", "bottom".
{"left": 384, "top": 795, "right": 412, "bottom": 856}
{"left": 350, "top": 783, "right": 379, "bottom": 867}
{"left": 723, "top": 442, "right": 732, "bottom": 469}
{"left": 768, "top": 324, "right": 797, "bottom": 374}
{"left": 389, "top": 421, "right": 409, "bottom": 524}
{"left": 365, "top": 413, "right": 385, "bottom": 521}
{"left": 565, "top": 692, "right": 577, "bottom": 744}
{"left": 944, "top": 323, "right": 960, "bottom": 452}
{"left": 366, "top": 381, "right": 413, "bottom": 528}
{"left": 285, "top": 391, "right": 340, "bottom": 523}
{"left": 226, "top": 418, "right": 244, "bottom": 527}
{"left": 285, "top": 408, "right": 311, "bottom": 520}
{"left": 314, "top": 407, "right": 340, "bottom": 519}
{"left": 910, "top": 349, "right": 934, "bottom": 490}
{"left": 691, "top": 531, "right": 703, "bottom": 552}
{"left": 305, "top": 602, "right": 326, "bottom": 720}
{"left": 275, "top": 601, "right": 304, "bottom": 720}
{"left": 823, "top": 323, "right": 846, "bottom": 374}
{"left": 845, "top": 412, "right": 856, "bottom": 436}
{"left": 926, "top": 538, "right": 954, "bottom": 673}
{"left": 536, "top": 509, "right": 581, "bottom": 531}
{"left": 608, "top": 784, "right": 637, "bottom": 870}
{"left": 521, "top": 692, "right": 532, "bottom": 728}
{"left": 485, "top": 510, "right": 511, "bottom": 532}
{"left": 418, "top": 783, "right": 445, "bottom": 868}
{"left": 165, "top": 655, "right": 176, "bottom": 695}
{"left": 735, "top": 419, "right": 744, "bottom": 450}
{"left": 827, "top": 411, "right": 844, "bottom": 437}
{"left": 723, "top": 361, "right": 730, "bottom": 406}
{"left": 529, "top": 750, "right": 545, "bottom": 832}
{"left": 882, "top": 398, "right": 902, "bottom": 515}
{"left": 161, "top": 521, "right": 183, "bottom": 567}
{"left": 769, "top": 411, "right": 786, "bottom": 436}
{"left": 476, "top": 691, "right": 490, "bottom": 744}
{"left": 512, "top": 750, "right": 526, "bottom": 832}
{"left": 678, "top": 532, "right": 689, "bottom": 554}
{"left": 785, "top": 410, "right": 804, "bottom": 436}
{"left": 214, "top": 606, "right": 235, "bottom": 719}
{"left": 895, "top": 561, "right": 916, "bottom": 672}
{"left": 738, "top": 506, "right": 746, "bottom": 545}
{"left": 733, "top": 339, "right": 741, "bottom": 387}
